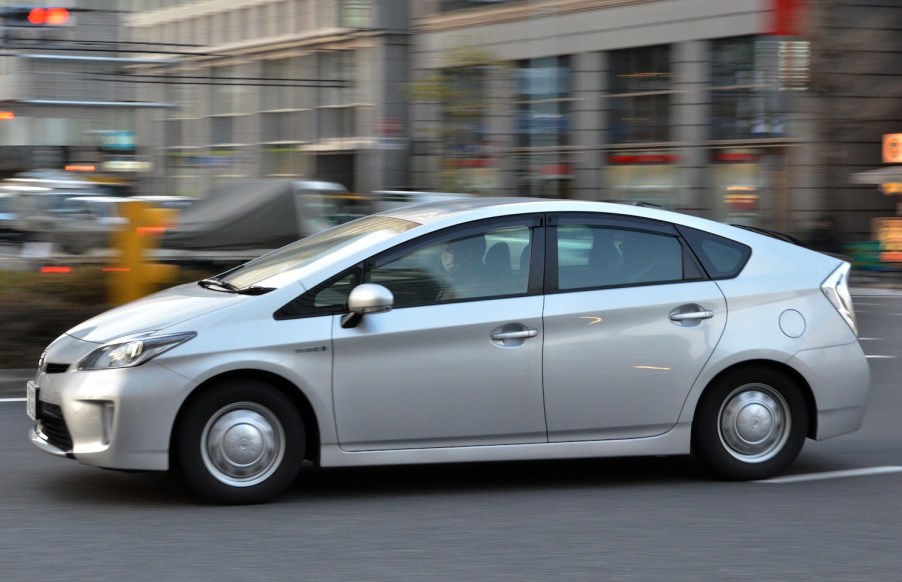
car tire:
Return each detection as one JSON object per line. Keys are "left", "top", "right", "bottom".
{"left": 175, "top": 378, "right": 305, "bottom": 504}
{"left": 692, "top": 367, "right": 808, "bottom": 481}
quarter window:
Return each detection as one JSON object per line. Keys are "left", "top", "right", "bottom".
{"left": 676, "top": 225, "right": 751, "bottom": 279}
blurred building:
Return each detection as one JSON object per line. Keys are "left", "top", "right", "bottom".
{"left": 2, "top": 0, "right": 900, "bottom": 247}
{"left": 0, "top": 1, "right": 158, "bottom": 182}
{"left": 125, "top": 0, "right": 410, "bottom": 197}
{"left": 409, "top": 0, "right": 902, "bottom": 244}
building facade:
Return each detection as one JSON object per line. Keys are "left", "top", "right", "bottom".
{"left": 1, "top": 0, "right": 900, "bottom": 248}
{"left": 409, "top": 0, "right": 902, "bottom": 244}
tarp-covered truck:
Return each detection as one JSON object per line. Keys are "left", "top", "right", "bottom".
{"left": 161, "top": 179, "right": 368, "bottom": 251}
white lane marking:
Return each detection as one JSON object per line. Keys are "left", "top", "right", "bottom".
{"left": 0, "top": 398, "right": 25, "bottom": 403}
{"left": 757, "top": 466, "right": 902, "bottom": 484}
{"left": 859, "top": 338, "right": 883, "bottom": 341}
{"left": 866, "top": 355, "right": 897, "bottom": 359}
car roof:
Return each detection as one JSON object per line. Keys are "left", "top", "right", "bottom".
{"left": 379, "top": 196, "right": 796, "bottom": 250}
{"left": 384, "top": 196, "right": 694, "bottom": 227}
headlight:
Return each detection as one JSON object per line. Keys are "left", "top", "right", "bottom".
{"left": 76, "top": 331, "right": 196, "bottom": 371}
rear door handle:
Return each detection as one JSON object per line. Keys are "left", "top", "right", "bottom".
{"left": 491, "top": 329, "right": 538, "bottom": 340}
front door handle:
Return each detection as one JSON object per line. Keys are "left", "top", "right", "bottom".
{"left": 669, "top": 310, "right": 714, "bottom": 322}
{"left": 491, "top": 329, "right": 538, "bottom": 341}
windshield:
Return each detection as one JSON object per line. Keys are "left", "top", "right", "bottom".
{"left": 220, "top": 215, "right": 420, "bottom": 289}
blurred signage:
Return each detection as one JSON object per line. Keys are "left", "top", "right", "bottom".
{"left": 882, "top": 133, "right": 902, "bottom": 164}
{"left": 714, "top": 150, "right": 761, "bottom": 163}
{"left": 609, "top": 153, "right": 678, "bottom": 165}
{"left": 103, "top": 159, "right": 152, "bottom": 173}
{"left": 101, "top": 130, "right": 136, "bottom": 153}
{"left": 874, "top": 217, "right": 902, "bottom": 262}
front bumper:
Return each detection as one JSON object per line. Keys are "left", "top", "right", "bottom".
{"left": 29, "top": 423, "right": 72, "bottom": 458}
{"left": 29, "top": 361, "right": 195, "bottom": 471}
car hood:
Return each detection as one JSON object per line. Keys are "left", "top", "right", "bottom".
{"left": 66, "top": 282, "right": 250, "bottom": 344}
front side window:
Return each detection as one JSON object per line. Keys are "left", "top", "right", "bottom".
{"left": 274, "top": 220, "right": 536, "bottom": 319}
{"left": 370, "top": 223, "right": 534, "bottom": 307}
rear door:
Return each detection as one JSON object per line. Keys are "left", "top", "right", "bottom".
{"left": 542, "top": 214, "right": 727, "bottom": 441}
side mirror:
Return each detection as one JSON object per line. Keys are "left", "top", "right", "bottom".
{"left": 341, "top": 283, "right": 394, "bottom": 329}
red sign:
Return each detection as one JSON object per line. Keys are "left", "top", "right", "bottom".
{"left": 609, "top": 154, "right": 678, "bottom": 165}
{"left": 769, "top": 0, "right": 803, "bottom": 36}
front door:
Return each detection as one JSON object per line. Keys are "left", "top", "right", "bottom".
{"left": 332, "top": 219, "right": 547, "bottom": 451}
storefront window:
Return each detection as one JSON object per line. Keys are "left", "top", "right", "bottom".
{"left": 712, "top": 148, "right": 775, "bottom": 227}
{"left": 608, "top": 45, "right": 672, "bottom": 144}
{"left": 606, "top": 152, "right": 679, "bottom": 208}
{"left": 516, "top": 56, "right": 572, "bottom": 197}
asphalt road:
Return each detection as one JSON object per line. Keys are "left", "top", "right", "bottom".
{"left": 0, "top": 290, "right": 900, "bottom": 581}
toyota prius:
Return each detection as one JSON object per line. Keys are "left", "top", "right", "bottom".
{"left": 27, "top": 198, "right": 870, "bottom": 504}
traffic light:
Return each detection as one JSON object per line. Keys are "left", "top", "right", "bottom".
{"left": 2, "top": 7, "right": 71, "bottom": 27}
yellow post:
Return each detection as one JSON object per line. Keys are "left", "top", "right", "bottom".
{"left": 108, "top": 200, "right": 179, "bottom": 304}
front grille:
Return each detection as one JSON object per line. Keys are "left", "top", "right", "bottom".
{"left": 37, "top": 403, "right": 73, "bottom": 451}
{"left": 43, "top": 363, "right": 70, "bottom": 374}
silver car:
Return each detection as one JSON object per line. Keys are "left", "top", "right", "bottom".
{"left": 27, "top": 198, "right": 870, "bottom": 504}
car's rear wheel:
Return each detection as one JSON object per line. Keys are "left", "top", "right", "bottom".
{"left": 692, "top": 367, "right": 808, "bottom": 481}
{"left": 175, "top": 378, "right": 304, "bottom": 504}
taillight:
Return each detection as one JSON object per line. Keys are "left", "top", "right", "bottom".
{"left": 821, "top": 262, "right": 857, "bottom": 336}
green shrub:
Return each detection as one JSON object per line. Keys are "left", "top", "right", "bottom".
{"left": 0, "top": 267, "right": 209, "bottom": 368}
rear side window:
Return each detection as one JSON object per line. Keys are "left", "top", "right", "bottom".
{"left": 677, "top": 225, "right": 751, "bottom": 279}
{"left": 556, "top": 225, "right": 696, "bottom": 290}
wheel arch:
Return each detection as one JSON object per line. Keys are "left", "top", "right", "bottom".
{"left": 169, "top": 369, "right": 322, "bottom": 467}
{"left": 695, "top": 360, "right": 817, "bottom": 440}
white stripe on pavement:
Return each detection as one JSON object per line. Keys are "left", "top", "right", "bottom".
{"left": 865, "top": 355, "right": 897, "bottom": 359}
{"left": 0, "top": 398, "right": 24, "bottom": 403}
{"left": 756, "top": 466, "right": 902, "bottom": 484}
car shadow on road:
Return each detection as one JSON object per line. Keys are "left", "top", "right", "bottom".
{"left": 37, "top": 455, "right": 706, "bottom": 506}
{"left": 285, "top": 455, "right": 705, "bottom": 501}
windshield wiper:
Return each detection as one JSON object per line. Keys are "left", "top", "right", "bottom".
{"left": 198, "top": 278, "right": 241, "bottom": 293}
{"left": 198, "top": 278, "right": 274, "bottom": 295}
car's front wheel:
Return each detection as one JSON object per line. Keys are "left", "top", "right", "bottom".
{"left": 692, "top": 367, "right": 808, "bottom": 481}
{"left": 175, "top": 378, "right": 304, "bottom": 504}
